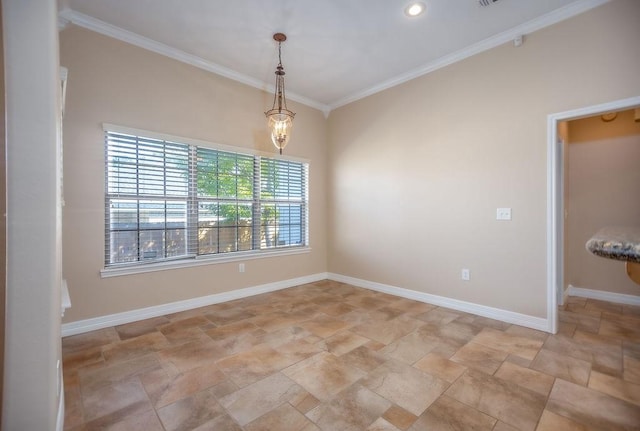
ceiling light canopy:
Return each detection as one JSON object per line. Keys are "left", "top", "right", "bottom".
{"left": 265, "top": 33, "right": 295, "bottom": 155}
{"left": 404, "top": 2, "right": 426, "bottom": 17}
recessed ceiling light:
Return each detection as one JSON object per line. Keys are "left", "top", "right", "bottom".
{"left": 404, "top": 2, "right": 426, "bottom": 17}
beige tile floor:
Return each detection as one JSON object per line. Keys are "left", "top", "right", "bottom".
{"left": 62, "top": 280, "right": 640, "bottom": 431}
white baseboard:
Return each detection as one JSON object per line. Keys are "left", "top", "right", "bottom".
{"left": 61, "top": 272, "right": 328, "bottom": 337}
{"left": 560, "top": 286, "right": 570, "bottom": 307}
{"left": 56, "top": 380, "right": 65, "bottom": 431}
{"left": 328, "top": 273, "right": 551, "bottom": 332}
{"left": 62, "top": 271, "right": 554, "bottom": 337}
{"left": 567, "top": 284, "right": 640, "bottom": 306}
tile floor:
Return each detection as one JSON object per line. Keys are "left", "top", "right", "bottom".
{"left": 62, "top": 280, "right": 640, "bottom": 431}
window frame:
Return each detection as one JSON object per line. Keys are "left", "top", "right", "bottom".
{"left": 101, "top": 124, "right": 310, "bottom": 278}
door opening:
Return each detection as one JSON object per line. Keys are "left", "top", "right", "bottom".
{"left": 546, "top": 96, "right": 640, "bottom": 334}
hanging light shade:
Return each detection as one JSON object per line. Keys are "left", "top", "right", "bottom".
{"left": 265, "top": 33, "right": 295, "bottom": 155}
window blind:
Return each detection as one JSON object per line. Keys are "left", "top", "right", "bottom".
{"left": 105, "top": 131, "right": 194, "bottom": 265}
{"left": 104, "top": 129, "right": 308, "bottom": 268}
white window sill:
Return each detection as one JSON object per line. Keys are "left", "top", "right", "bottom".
{"left": 100, "top": 247, "right": 311, "bottom": 278}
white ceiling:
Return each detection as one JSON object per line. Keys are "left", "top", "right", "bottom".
{"left": 58, "top": 0, "right": 608, "bottom": 114}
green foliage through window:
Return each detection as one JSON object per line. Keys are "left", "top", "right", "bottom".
{"left": 105, "top": 129, "right": 308, "bottom": 267}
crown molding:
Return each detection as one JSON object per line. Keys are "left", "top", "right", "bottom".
{"left": 329, "top": 0, "right": 611, "bottom": 110}
{"left": 57, "top": 8, "right": 331, "bottom": 115}
{"left": 59, "top": 0, "right": 609, "bottom": 115}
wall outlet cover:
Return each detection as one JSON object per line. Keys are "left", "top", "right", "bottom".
{"left": 462, "top": 268, "right": 470, "bottom": 281}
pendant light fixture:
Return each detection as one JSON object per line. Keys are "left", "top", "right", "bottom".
{"left": 265, "top": 33, "right": 295, "bottom": 155}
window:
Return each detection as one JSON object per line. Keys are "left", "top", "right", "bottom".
{"left": 105, "top": 127, "right": 308, "bottom": 269}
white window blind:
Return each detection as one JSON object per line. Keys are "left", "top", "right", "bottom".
{"left": 105, "top": 130, "right": 308, "bottom": 268}
{"left": 259, "top": 158, "right": 307, "bottom": 249}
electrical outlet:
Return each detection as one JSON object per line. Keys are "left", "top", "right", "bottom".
{"left": 239, "top": 263, "right": 245, "bottom": 273}
{"left": 461, "top": 268, "right": 470, "bottom": 281}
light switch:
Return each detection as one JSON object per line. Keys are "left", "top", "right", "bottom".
{"left": 496, "top": 208, "right": 512, "bottom": 221}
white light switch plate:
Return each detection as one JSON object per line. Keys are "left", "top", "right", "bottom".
{"left": 496, "top": 208, "right": 512, "bottom": 220}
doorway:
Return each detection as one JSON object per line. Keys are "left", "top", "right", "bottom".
{"left": 547, "top": 96, "right": 640, "bottom": 334}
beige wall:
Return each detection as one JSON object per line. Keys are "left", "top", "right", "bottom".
{"left": 60, "top": 0, "right": 640, "bottom": 325}
{"left": 566, "top": 109, "right": 640, "bottom": 296}
{"left": 2, "top": 0, "right": 62, "bottom": 428}
{"left": 327, "top": 0, "right": 640, "bottom": 318}
{"left": 59, "top": 26, "right": 328, "bottom": 322}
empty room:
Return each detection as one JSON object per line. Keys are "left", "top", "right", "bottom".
{"left": 3, "top": 0, "right": 640, "bottom": 430}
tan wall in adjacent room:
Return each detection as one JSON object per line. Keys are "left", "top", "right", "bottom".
{"left": 59, "top": 26, "right": 328, "bottom": 322}
{"left": 327, "top": 0, "right": 640, "bottom": 318}
{"left": 566, "top": 109, "right": 640, "bottom": 296}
